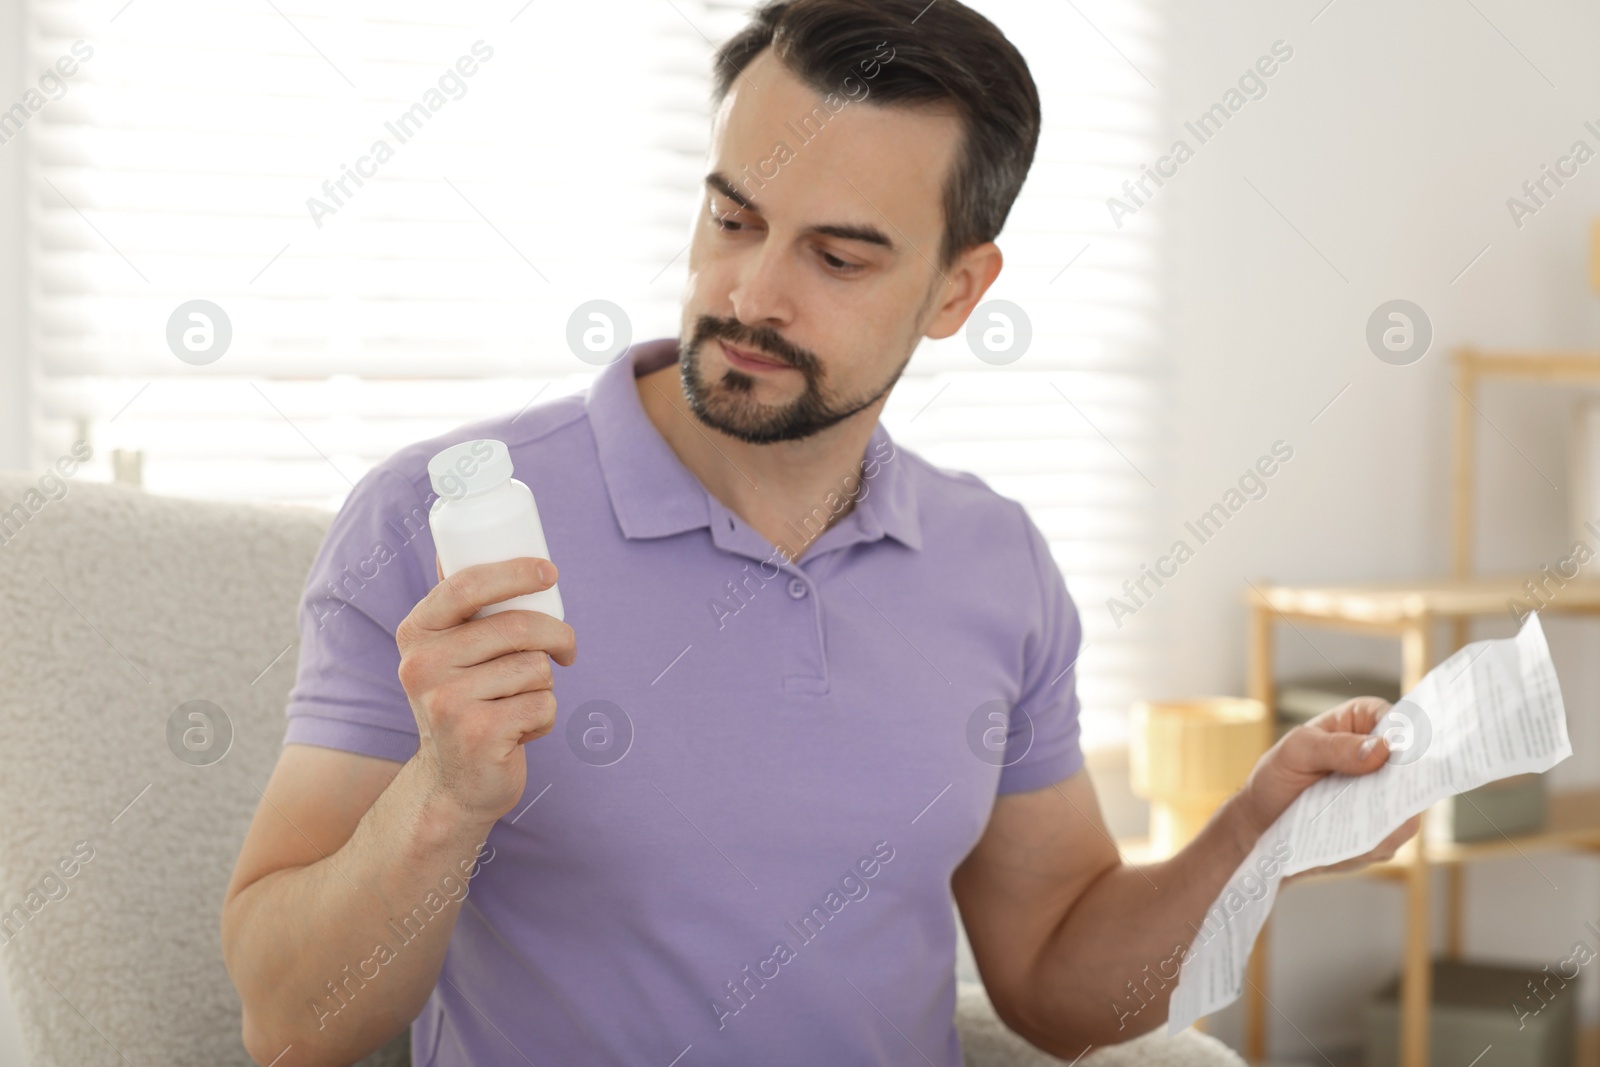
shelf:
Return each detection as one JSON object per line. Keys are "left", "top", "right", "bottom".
{"left": 1247, "top": 575, "right": 1600, "bottom": 626}
{"left": 1220, "top": 347, "right": 1600, "bottom": 1067}
{"left": 1113, "top": 788, "right": 1600, "bottom": 874}
{"left": 1364, "top": 786, "right": 1600, "bottom": 876}
{"left": 1458, "top": 348, "right": 1600, "bottom": 381}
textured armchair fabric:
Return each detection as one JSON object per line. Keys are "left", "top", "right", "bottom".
{"left": 957, "top": 983, "right": 1245, "bottom": 1066}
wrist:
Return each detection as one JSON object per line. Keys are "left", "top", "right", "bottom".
{"left": 1219, "top": 789, "right": 1271, "bottom": 863}
{"left": 400, "top": 757, "right": 500, "bottom": 862}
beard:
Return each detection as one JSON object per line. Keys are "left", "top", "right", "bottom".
{"left": 677, "top": 315, "right": 910, "bottom": 444}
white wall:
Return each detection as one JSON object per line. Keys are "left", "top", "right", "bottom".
{"left": 1118, "top": 0, "right": 1600, "bottom": 1058}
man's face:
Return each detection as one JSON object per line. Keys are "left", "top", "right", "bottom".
{"left": 678, "top": 48, "right": 965, "bottom": 445}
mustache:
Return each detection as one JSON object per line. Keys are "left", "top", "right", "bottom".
{"left": 692, "top": 316, "right": 817, "bottom": 373}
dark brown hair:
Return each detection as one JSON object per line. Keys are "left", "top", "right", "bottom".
{"left": 712, "top": 0, "right": 1041, "bottom": 271}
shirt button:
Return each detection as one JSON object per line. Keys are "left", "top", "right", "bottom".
{"left": 787, "top": 577, "right": 808, "bottom": 599}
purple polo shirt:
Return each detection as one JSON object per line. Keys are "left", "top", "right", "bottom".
{"left": 282, "top": 337, "right": 1085, "bottom": 1066}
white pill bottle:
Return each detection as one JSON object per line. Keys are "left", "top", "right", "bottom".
{"left": 427, "top": 438, "right": 564, "bottom": 621}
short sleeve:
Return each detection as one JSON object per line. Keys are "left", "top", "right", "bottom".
{"left": 996, "top": 501, "right": 1086, "bottom": 795}
{"left": 283, "top": 465, "right": 438, "bottom": 763}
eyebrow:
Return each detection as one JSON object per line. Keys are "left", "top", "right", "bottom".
{"left": 706, "top": 171, "right": 896, "bottom": 251}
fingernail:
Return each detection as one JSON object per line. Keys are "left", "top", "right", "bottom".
{"left": 1358, "top": 736, "right": 1379, "bottom": 759}
{"left": 535, "top": 562, "right": 549, "bottom": 582}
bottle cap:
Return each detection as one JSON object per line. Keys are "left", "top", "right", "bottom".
{"left": 428, "top": 439, "right": 513, "bottom": 500}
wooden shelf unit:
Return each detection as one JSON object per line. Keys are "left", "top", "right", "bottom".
{"left": 1235, "top": 348, "right": 1600, "bottom": 1067}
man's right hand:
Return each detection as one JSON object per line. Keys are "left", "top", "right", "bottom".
{"left": 227, "top": 554, "right": 575, "bottom": 1064}
{"left": 396, "top": 556, "right": 577, "bottom": 824}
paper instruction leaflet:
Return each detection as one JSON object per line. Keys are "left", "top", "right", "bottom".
{"left": 1167, "top": 612, "right": 1571, "bottom": 1032}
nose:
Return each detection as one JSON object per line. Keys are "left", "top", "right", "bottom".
{"left": 728, "top": 238, "right": 795, "bottom": 331}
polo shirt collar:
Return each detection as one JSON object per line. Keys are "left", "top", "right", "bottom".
{"left": 584, "top": 337, "right": 922, "bottom": 553}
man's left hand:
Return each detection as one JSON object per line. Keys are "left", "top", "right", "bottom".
{"left": 1233, "top": 696, "right": 1422, "bottom": 883}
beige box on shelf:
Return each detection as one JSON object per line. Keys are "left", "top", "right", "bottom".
{"left": 1365, "top": 958, "right": 1576, "bottom": 1067}
{"left": 1425, "top": 772, "right": 1548, "bottom": 845}
{"left": 1273, "top": 673, "right": 1403, "bottom": 741}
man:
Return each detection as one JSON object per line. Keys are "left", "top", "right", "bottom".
{"left": 222, "top": 1, "right": 1418, "bottom": 1064}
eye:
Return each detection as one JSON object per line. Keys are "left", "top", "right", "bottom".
{"left": 709, "top": 196, "right": 749, "bottom": 232}
{"left": 819, "top": 248, "right": 861, "bottom": 273}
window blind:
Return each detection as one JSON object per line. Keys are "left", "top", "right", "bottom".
{"left": 26, "top": 0, "right": 713, "bottom": 501}
{"left": 23, "top": 0, "right": 1163, "bottom": 747}
{"left": 869, "top": 0, "right": 1167, "bottom": 745}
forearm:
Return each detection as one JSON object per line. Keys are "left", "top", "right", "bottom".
{"left": 224, "top": 757, "right": 497, "bottom": 1066}
{"left": 1021, "top": 796, "right": 1262, "bottom": 1051}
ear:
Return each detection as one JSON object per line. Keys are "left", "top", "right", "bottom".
{"left": 923, "top": 241, "right": 1004, "bottom": 341}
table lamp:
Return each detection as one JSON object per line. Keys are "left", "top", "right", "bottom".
{"left": 1129, "top": 697, "right": 1271, "bottom": 855}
